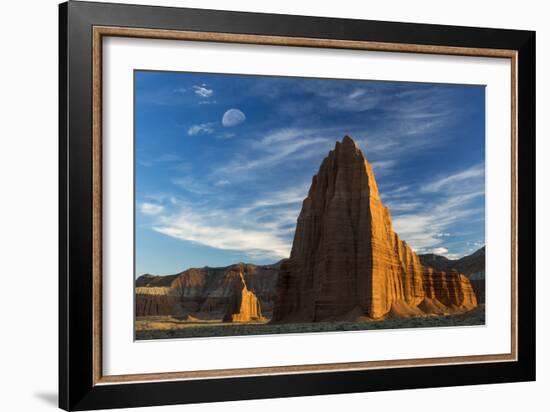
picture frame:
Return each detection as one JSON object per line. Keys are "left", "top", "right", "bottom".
{"left": 59, "top": 1, "right": 536, "bottom": 410}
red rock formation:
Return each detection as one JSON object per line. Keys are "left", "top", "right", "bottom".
{"left": 272, "top": 136, "right": 477, "bottom": 322}
{"left": 420, "top": 247, "right": 485, "bottom": 303}
{"left": 223, "top": 270, "right": 264, "bottom": 322}
{"left": 135, "top": 263, "right": 278, "bottom": 318}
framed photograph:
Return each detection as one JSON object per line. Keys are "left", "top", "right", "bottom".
{"left": 59, "top": 1, "right": 535, "bottom": 410}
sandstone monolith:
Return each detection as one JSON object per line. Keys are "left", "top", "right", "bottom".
{"left": 272, "top": 136, "right": 477, "bottom": 322}
{"left": 223, "top": 269, "right": 264, "bottom": 322}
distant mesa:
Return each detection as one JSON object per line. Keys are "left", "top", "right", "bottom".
{"left": 271, "top": 136, "right": 478, "bottom": 323}
{"left": 135, "top": 262, "right": 278, "bottom": 321}
{"left": 420, "top": 246, "right": 485, "bottom": 303}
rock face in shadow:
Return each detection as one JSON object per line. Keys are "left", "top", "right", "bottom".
{"left": 420, "top": 247, "right": 485, "bottom": 304}
{"left": 135, "top": 294, "right": 178, "bottom": 317}
{"left": 272, "top": 136, "right": 478, "bottom": 323}
{"left": 135, "top": 262, "right": 279, "bottom": 318}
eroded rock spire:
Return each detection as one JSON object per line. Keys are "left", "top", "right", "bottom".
{"left": 272, "top": 136, "right": 477, "bottom": 322}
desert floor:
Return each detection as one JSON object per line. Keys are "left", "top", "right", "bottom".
{"left": 135, "top": 305, "right": 485, "bottom": 340}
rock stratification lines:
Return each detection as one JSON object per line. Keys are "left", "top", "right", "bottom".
{"left": 272, "top": 136, "right": 477, "bottom": 323}
{"left": 135, "top": 263, "right": 279, "bottom": 320}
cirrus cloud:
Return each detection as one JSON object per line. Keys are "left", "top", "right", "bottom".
{"left": 188, "top": 122, "right": 215, "bottom": 136}
{"left": 140, "top": 202, "right": 164, "bottom": 215}
{"left": 193, "top": 84, "right": 213, "bottom": 98}
{"left": 149, "top": 187, "right": 307, "bottom": 260}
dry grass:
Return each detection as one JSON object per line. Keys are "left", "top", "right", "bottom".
{"left": 136, "top": 316, "right": 269, "bottom": 332}
{"left": 135, "top": 305, "right": 485, "bottom": 340}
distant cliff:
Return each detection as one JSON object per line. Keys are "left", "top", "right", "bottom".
{"left": 135, "top": 262, "right": 280, "bottom": 320}
{"left": 420, "top": 247, "right": 485, "bottom": 303}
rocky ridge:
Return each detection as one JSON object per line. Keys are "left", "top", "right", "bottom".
{"left": 420, "top": 247, "right": 485, "bottom": 303}
{"left": 135, "top": 262, "right": 279, "bottom": 319}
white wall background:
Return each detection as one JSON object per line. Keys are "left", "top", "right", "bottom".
{"left": 0, "top": 1, "right": 546, "bottom": 411}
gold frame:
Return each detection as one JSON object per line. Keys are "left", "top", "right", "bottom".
{"left": 92, "top": 26, "right": 518, "bottom": 386}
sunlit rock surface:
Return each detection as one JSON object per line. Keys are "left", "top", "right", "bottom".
{"left": 272, "top": 136, "right": 477, "bottom": 322}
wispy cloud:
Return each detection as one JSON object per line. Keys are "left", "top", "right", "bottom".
{"left": 187, "top": 122, "right": 215, "bottom": 136}
{"left": 137, "top": 83, "right": 212, "bottom": 105}
{"left": 390, "top": 163, "right": 485, "bottom": 257}
{"left": 294, "top": 81, "right": 385, "bottom": 113}
{"left": 370, "top": 160, "right": 396, "bottom": 177}
{"left": 154, "top": 216, "right": 291, "bottom": 260}
{"left": 386, "top": 201, "right": 423, "bottom": 213}
{"left": 155, "top": 154, "right": 181, "bottom": 162}
{"left": 213, "top": 128, "right": 333, "bottom": 180}
{"left": 140, "top": 202, "right": 164, "bottom": 215}
{"left": 357, "top": 116, "right": 453, "bottom": 160}
{"left": 248, "top": 184, "right": 308, "bottom": 208}
{"left": 381, "top": 185, "right": 411, "bottom": 199}
{"left": 307, "top": 84, "right": 464, "bottom": 169}
{"left": 193, "top": 84, "right": 213, "bottom": 98}
{"left": 172, "top": 176, "right": 215, "bottom": 195}
{"left": 147, "top": 185, "right": 310, "bottom": 260}
{"left": 422, "top": 163, "right": 485, "bottom": 193}
{"left": 138, "top": 153, "right": 182, "bottom": 167}
{"left": 214, "top": 179, "right": 231, "bottom": 187}
{"left": 217, "top": 132, "right": 235, "bottom": 139}
{"left": 392, "top": 192, "right": 483, "bottom": 252}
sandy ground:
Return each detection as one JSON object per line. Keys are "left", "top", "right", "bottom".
{"left": 136, "top": 305, "right": 485, "bottom": 340}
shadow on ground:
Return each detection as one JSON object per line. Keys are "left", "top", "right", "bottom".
{"left": 34, "top": 392, "right": 57, "bottom": 407}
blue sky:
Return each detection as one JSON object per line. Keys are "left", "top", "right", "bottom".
{"left": 135, "top": 70, "right": 485, "bottom": 276}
